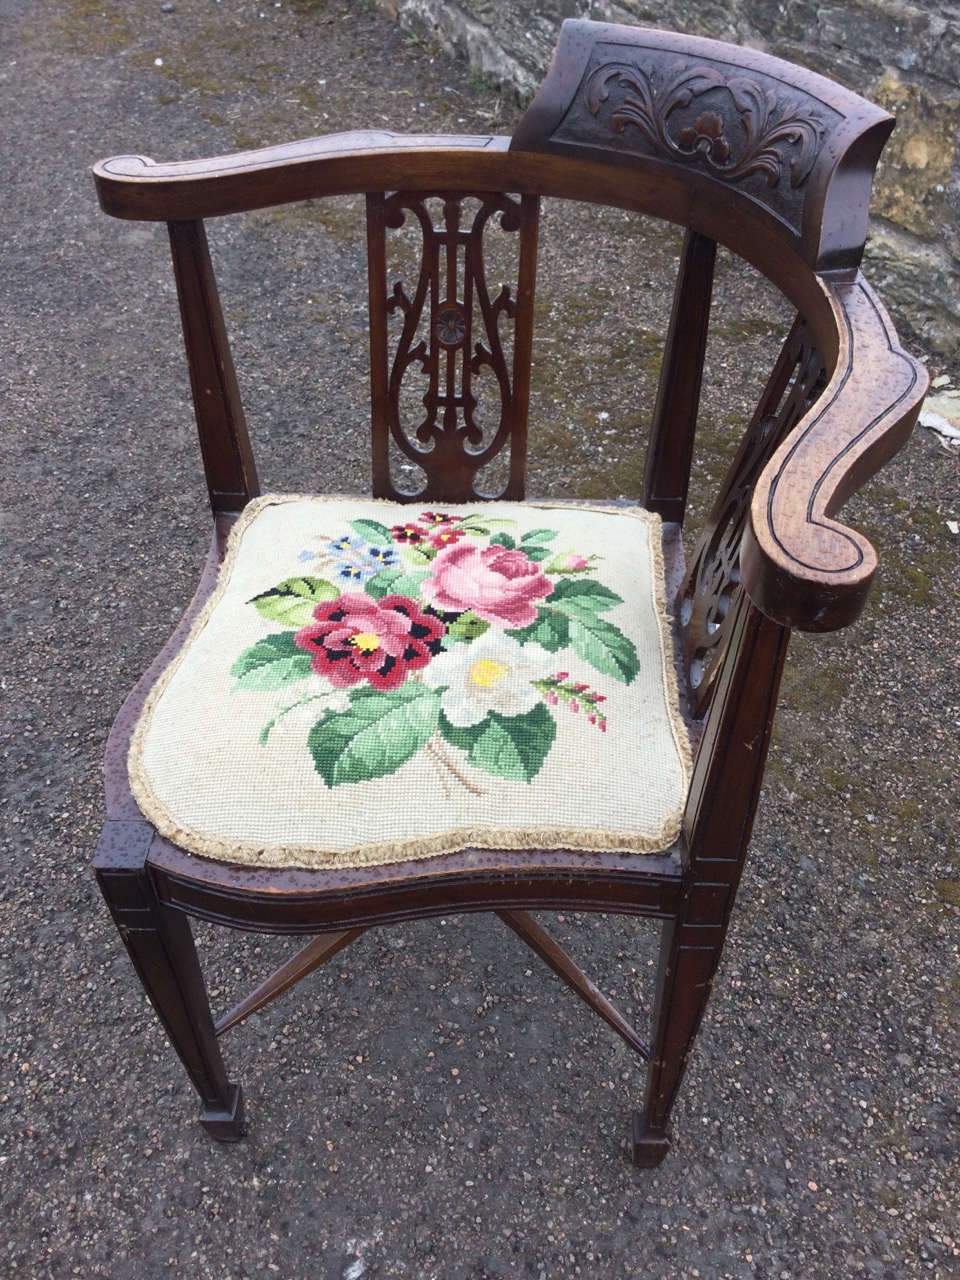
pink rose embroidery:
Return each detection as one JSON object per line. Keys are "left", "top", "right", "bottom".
{"left": 421, "top": 542, "right": 552, "bottom": 628}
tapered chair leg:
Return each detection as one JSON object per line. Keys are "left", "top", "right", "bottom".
{"left": 93, "top": 821, "right": 245, "bottom": 1140}
{"left": 632, "top": 601, "right": 792, "bottom": 1165}
{"left": 632, "top": 907, "right": 725, "bottom": 1166}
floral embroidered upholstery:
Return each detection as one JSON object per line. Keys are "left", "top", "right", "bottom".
{"left": 130, "top": 496, "right": 691, "bottom": 869}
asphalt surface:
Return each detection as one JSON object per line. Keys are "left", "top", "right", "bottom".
{"left": 1, "top": 2, "right": 958, "bottom": 1277}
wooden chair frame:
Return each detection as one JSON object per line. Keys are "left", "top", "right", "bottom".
{"left": 91, "top": 21, "right": 926, "bottom": 1165}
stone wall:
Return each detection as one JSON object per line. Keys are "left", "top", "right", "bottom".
{"left": 379, "top": 0, "right": 960, "bottom": 359}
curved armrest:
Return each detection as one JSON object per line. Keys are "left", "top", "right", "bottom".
{"left": 93, "top": 130, "right": 509, "bottom": 221}
{"left": 741, "top": 274, "right": 927, "bottom": 631}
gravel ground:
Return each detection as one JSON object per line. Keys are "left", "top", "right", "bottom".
{"left": 1, "top": 2, "right": 958, "bottom": 1277}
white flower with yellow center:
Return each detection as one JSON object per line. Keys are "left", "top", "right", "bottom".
{"left": 425, "top": 633, "right": 552, "bottom": 726}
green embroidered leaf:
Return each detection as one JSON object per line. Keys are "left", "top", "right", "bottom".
{"left": 506, "top": 609, "right": 569, "bottom": 652}
{"left": 547, "top": 578, "right": 623, "bottom": 613}
{"left": 364, "top": 567, "right": 404, "bottom": 599}
{"left": 437, "top": 710, "right": 486, "bottom": 751}
{"left": 520, "top": 528, "right": 558, "bottom": 544}
{"left": 456, "top": 517, "right": 491, "bottom": 537}
{"left": 251, "top": 576, "right": 340, "bottom": 627}
{"left": 398, "top": 567, "right": 432, "bottom": 595}
{"left": 489, "top": 532, "right": 516, "bottom": 550}
{"left": 458, "top": 514, "right": 514, "bottom": 533}
{"left": 463, "top": 705, "right": 557, "bottom": 782}
{"left": 231, "top": 632, "right": 314, "bottom": 690}
{"left": 307, "top": 683, "right": 441, "bottom": 786}
{"left": 366, "top": 566, "right": 430, "bottom": 600}
{"left": 447, "top": 610, "right": 490, "bottom": 642}
{"left": 520, "top": 546, "right": 551, "bottom": 562}
{"left": 349, "top": 517, "right": 393, "bottom": 542}
{"left": 567, "top": 613, "right": 639, "bottom": 684}
{"left": 402, "top": 543, "right": 435, "bottom": 566}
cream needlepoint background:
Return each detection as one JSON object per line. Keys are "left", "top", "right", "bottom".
{"left": 130, "top": 497, "right": 692, "bottom": 869}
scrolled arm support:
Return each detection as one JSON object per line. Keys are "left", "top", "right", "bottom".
{"left": 741, "top": 274, "right": 927, "bottom": 631}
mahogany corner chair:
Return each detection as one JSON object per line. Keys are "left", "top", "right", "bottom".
{"left": 91, "top": 20, "right": 926, "bottom": 1165}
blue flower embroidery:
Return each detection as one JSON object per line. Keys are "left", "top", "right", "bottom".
{"left": 330, "top": 537, "right": 398, "bottom": 584}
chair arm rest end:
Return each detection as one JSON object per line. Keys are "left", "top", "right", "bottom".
{"left": 741, "top": 274, "right": 927, "bottom": 631}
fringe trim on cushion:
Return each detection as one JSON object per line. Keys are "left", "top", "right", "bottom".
{"left": 128, "top": 494, "right": 693, "bottom": 870}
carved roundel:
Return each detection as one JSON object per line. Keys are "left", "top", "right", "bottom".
{"left": 434, "top": 304, "right": 467, "bottom": 348}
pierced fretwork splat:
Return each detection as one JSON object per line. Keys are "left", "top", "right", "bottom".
{"left": 366, "top": 189, "right": 540, "bottom": 503}
{"left": 677, "top": 316, "right": 828, "bottom": 718}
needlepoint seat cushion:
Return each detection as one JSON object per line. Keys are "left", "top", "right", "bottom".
{"left": 130, "top": 496, "right": 691, "bottom": 870}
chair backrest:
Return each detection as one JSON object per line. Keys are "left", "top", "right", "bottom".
{"left": 512, "top": 21, "right": 895, "bottom": 273}
{"left": 92, "top": 19, "right": 926, "bottom": 735}
{"left": 365, "top": 186, "right": 540, "bottom": 504}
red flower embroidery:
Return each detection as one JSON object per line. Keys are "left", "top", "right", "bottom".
{"left": 427, "top": 527, "right": 465, "bottom": 550}
{"left": 390, "top": 522, "right": 427, "bottom": 544}
{"left": 420, "top": 511, "right": 461, "bottom": 526}
{"left": 295, "top": 593, "right": 446, "bottom": 690}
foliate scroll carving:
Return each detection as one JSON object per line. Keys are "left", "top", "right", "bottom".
{"left": 585, "top": 61, "right": 825, "bottom": 188}
{"left": 554, "top": 46, "right": 841, "bottom": 233}
{"left": 677, "top": 318, "right": 828, "bottom": 718}
{"left": 367, "top": 190, "right": 539, "bottom": 503}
